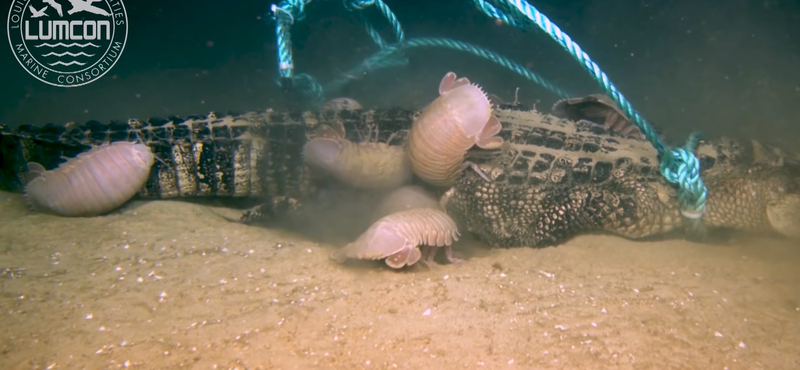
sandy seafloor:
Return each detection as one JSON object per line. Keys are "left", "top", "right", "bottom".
{"left": 0, "top": 190, "right": 799, "bottom": 370}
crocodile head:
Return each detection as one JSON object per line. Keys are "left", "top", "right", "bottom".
{"left": 439, "top": 106, "right": 800, "bottom": 247}
{"left": 692, "top": 139, "right": 799, "bottom": 239}
{"left": 767, "top": 194, "right": 800, "bottom": 239}
{"left": 744, "top": 141, "right": 800, "bottom": 239}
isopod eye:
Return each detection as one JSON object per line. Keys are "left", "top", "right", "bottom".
{"left": 303, "top": 138, "right": 343, "bottom": 170}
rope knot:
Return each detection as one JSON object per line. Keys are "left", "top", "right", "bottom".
{"left": 271, "top": 0, "right": 310, "bottom": 23}
{"left": 345, "top": 0, "right": 376, "bottom": 11}
{"left": 659, "top": 143, "right": 708, "bottom": 220}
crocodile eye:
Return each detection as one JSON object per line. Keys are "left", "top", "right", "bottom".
{"left": 555, "top": 156, "right": 572, "bottom": 167}
{"left": 550, "top": 170, "right": 566, "bottom": 183}
{"left": 490, "top": 167, "right": 504, "bottom": 181}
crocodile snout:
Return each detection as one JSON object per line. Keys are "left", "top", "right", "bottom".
{"left": 767, "top": 194, "right": 800, "bottom": 239}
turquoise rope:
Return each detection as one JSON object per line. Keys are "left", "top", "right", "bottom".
{"left": 345, "top": 0, "right": 406, "bottom": 46}
{"left": 472, "top": 0, "right": 527, "bottom": 28}
{"left": 270, "top": 0, "right": 309, "bottom": 82}
{"left": 270, "top": 0, "right": 404, "bottom": 94}
{"left": 324, "top": 37, "right": 570, "bottom": 100}
{"left": 474, "top": 0, "right": 708, "bottom": 228}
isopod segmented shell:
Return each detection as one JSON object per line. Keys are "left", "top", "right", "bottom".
{"left": 373, "top": 185, "right": 440, "bottom": 221}
{"left": 331, "top": 208, "right": 461, "bottom": 269}
{"left": 406, "top": 71, "right": 504, "bottom": 187}
{"left": 303, "top": 123, "right": 412, "bottom": 190}
{"left": 24, "top": 141, "right": 155, "bottom": 217}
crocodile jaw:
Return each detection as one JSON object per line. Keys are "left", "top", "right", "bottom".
{"left": 767, "top": 194, "right": 800, "bottom": 239}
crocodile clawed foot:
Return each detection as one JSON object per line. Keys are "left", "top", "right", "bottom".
{"left": 239, "top": 203, "right": 271, "bottom": 225}
{"left": 238, "top": 196, "right": 303, "bottom": 226}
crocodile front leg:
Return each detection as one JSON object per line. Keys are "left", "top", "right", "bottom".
{"left": 239, "top": 196, "right": 305, "bottom": 225}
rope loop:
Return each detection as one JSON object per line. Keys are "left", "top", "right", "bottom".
{"left": 344, "top": 0, "right": 375, "bottom": 11}
{"left": 271, "top": 0, "right": 309, "bottom": 23}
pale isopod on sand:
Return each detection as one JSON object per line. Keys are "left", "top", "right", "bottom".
{"left": 331, "top": 208, "right": 462, "bottom": 269}
{"left": 24, "top": 141, "right": 155, "bottom": 217}
{"left": 372, "top": 185, "right": 440, "bottom": 221}
{"left": 303, "top": 122, "right": 412, "bottom": 189}
{"left": 406, "top": 71, "right": 504, "bottom": 187}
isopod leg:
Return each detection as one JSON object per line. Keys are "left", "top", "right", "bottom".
{"left": 330, "top": 248, "right": 348, "bottom": 264}
{"left": 442, "top": 245, "right": 464, "bottom": 264}
{"left": 420, "top": 246, "right": 464, "bottom": 267}
{"left": 419, "top": 246, "right": 437, "bottom": 268}
{"left": 460, "top": 161, "right": 492, "bottom": 183}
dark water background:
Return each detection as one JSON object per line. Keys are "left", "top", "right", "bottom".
{"left": 1, "top": 0, "right": 798, "bottom": 146}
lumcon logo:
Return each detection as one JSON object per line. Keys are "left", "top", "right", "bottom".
{"left": 7, "top": 0, "right": 128, "bottom": 87}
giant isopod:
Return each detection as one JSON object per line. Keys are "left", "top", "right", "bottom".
{"left": 331, "top": 208, "right": 462, "bottom": 269}
{"left": 406, "top": 71, "right": 505, "bottom": 187}
{"left": 24, "top": 141, "right": 155, "bottom": 217}
{"left": 303, "top": 122, "right": 412, "bottom": 190}
{"left": 372, "top": 185, "right": 440, "bottom": 221}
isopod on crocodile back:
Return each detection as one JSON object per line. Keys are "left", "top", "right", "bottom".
{"left": 406, "top": 71, "right": 504, "bottom": 187}
{"left": 303, "top": 121, "right": 412, "bottom": 190}
{"left": 24, "top": 141, "right": 155, "bottom": 217}
{"left": 331, "top": 208, "right": 462, "bottom": 269}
